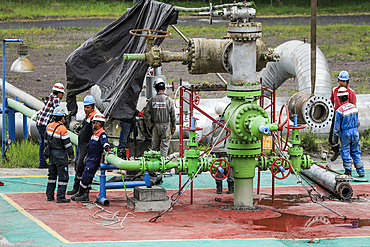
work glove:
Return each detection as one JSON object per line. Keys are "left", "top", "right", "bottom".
{"left": 137, "top": 111, "right": 144, "bottom": 117}
{"left": 171, "top": 129, "right": 175, "bottom": 135}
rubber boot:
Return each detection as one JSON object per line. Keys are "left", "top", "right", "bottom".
{"left": 344, "top": 169, "right": 352, "bottom": 176}
{"left": 46, "top": 182, "right": 56, "bottom": 201}
{"left": 216, "top": 181, "right": 222, "bottom": 194}
{"left": 56, "top": 198, "right": 70, "bottom": 203}
{"left": 67, "top": 178, "right": 80, "bottom": 195}
{"left": 330, "top": 146, "right": 340, "bottom": 162}
{"left": 226, "top": 181, "right": 234, "bottom": 194}
{"left": 117, "top": 148, "right": 127, "bottom": 160}
{"left": 74, "top": 189, "right": 90, "bottom": 202}
{"left": 71, "top": 187, "right": 85, "bottom": 201}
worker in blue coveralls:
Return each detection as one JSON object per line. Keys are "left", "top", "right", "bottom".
{"left": 71, "top": 113, "right": 112, "bottom": 201}
{"left": 333, "top": 87, "right": 364, "bottom": 177}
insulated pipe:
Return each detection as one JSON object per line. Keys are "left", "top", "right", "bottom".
{"left": 261, "top": 40, "right": 331, "bottom": 97}
{"left": 7, "top": 98, "right": 78, "bottom": 145}
{"left": 300, "top": 164, "right": 353, "bottom": 200}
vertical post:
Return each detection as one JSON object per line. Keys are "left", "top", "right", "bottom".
{"left": 2, "top": 40, "right": 6, "bottom": 158}
{"left": 311, "top": 0, "right": 317, "bottom": 96}
{"left": 23, "top": 113, "right": 27, "bottom": 139}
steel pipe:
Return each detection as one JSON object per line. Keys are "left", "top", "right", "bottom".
{"left": 300, "top": 164, "right": 353, "bottom": 200}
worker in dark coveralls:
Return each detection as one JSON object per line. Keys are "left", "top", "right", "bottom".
{"left": 71, "top": 114, "right": 111, "bottom": 202}
{"left": 143, "top": 78, "right": 176, "bottom": 157}
{"left": 36, "top": 83, "right": 64, "bottom": 169}
{"left": 211, "top": 103, "right": 234, "bottom": 194}
{"left": 67, "top": 95, "right": 97, "bottom": 195}
{"left": 46, "top": 106, "right": 75, "bottom": 203}
{"left": 333, "top": 87, "right": 364, "bottom": 177}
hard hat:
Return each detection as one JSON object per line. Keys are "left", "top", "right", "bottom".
{"left": 83, "top": 95, "right": 96, "bottom": 106}
{"left": 52, "top": 83, "right": 65, "bottom": 93}
{"left": 53, "top": 106, "right": 66, "bottom": 116}
{"left": 92, "top": 114, "right": 106, "bottom": 123}
{"left": 338, "top": 70, "right": 349, "bottom": 81}
{"left": 153, "top": 78, "right": 165, "bottom": 89}
{"left": 215, "top": 103, "right": 226, "bottom": 115}
{"left": 337, "top": 87, "right": 349, "bottom": 97}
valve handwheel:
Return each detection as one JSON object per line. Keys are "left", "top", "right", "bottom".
{"left": 210, "top": 158, "right": 230, "bottom": 180}
{"left": 194, "top": 95, "right": 200, "bottom": 105}
{"left": 270, "top": 157, "right": 291, "bottom": 179}
{"left": 277, "top": 104, "right": 290, "bottom": 152}
{"left": 129, "top": 29, "right": 171, "bottom": 39}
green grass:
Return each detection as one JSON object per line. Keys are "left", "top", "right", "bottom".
{"left": 2, "top": 139, "right": 40, "bottom": 168}
{"left": 1, "top": 0, "right": 369, "bottom": 21}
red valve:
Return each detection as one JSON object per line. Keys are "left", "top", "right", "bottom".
{"left": 270, "top": 157, "right": 291, "bottom": 179}
{"left": 277, "top": 104, "right": 290, "bottom": 152}
{"left": 210, "top": 158, "right": 230, "bottom": 181}
{"left": 194, "top": 95, "right": 200, "bottom": 105}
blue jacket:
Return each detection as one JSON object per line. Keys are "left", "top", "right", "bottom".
{"left": 333, "top": 102, "right": 359, "bottom": 139}
{"left": 85, "top": 128, "right": 110, "bottom": 165}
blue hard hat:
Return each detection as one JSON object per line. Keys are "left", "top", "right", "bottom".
{"left": 53, "top": 106, "right": 66, "bottom": 116}
{"left": 338, "top": 70, "right": 349, "bottom": 81}
{"left": 83, "top": 95, "right": 96, "bottom": 106}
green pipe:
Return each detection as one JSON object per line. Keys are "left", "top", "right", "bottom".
{"left": 7, "top": 98, "right": 78, "bottom": 145}
{"left": 123, "top": 54, "right": 146, "bottom": 61}
{"left": 106, "top": 154, "right": 142, "bottom": 170}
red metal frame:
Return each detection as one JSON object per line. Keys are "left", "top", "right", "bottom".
{"left": 257, "top": 84, "right": 276, "bottom": 199}
{"left": 178, "top": 85, "right": 230, "bottom": 204}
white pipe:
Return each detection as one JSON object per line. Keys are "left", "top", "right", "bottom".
{"left": 260, "top": 40, "right": 331, "bottom": 97}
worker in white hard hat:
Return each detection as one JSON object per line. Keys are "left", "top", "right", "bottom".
{"left": 36, "top": 83, "right": 65, "bottom": 169}
{"left": 329, "top": 70, "right": 357, "bottom": 162}
{"left": 71, "top": 114, "right": 112, "bottom": 202}
{"left": 143, "top": 78, "right": 176, "bottom": 157}
{"left": 333, "top": 87, "right": 364, "bottom": 177}
{"left": 67, "top": 95, "right": 98, "bottom": 196}
{"left": 210, "top": 103, "right": 234, "bottom": 194}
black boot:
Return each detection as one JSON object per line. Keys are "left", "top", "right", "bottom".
{"left": 216, "top": 181, "right": 222, "bottom": 194}
{"left": 71, "top": 187, "right": 85, "bottom": 201}
{"left": 67, "top": 178, "right": 80, "bottom": 195}
{"left": 74, "top": 189, "right": 90, "bottom": 202}
{"left": 330, "top": 152, "right": 340, "bottom": 162}
{"left": 226, "top": 181, "right": 234, "bottom": 194}
{"left": 344, "top": 169, "right": 352, "bottom": 176}
{"left": 56, "top": 197, "right": 70, "bottom": 203}
{"left": 46, "top": 182, "right": 56, "bottom": 201}
{"left": 117, "top": 148, "right": 127, "bottom": 160}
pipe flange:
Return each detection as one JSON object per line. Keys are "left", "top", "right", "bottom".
{"left": 222, "top": 41, "right": 233, "bottom": 74}
{"left": 227, "top": 22, "right": 262, "bottom": 40}
{"left": 187, "top": 39, "right": 196, "bottom": 73}
{"left": 304, "top": 95, "right": 334, "bottom": 129}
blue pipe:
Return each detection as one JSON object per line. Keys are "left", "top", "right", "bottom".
{"left": 258, "top": 124, "right": 270, "bottom": 135}
{"left": 96, "top": 163, "right": 151, "bottom": 206}
{"left": 293, "top": 114, "right": 298, "bottom": 127}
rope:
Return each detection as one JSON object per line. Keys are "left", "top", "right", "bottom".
{"left": 91, "top": 202, "right": 136, "bottom": 229}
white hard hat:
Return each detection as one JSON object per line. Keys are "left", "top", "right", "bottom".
{"left": 153, "top": 78, "right": 165, "bottom": 88}
{"left": 215, "top": 103, "right": 226, "bottom": 115}
{"left": 92, "top": 114, "right": 106, "bottom": 123}
{"left": 52, "top": 83, "right": 65, "bottom": 93}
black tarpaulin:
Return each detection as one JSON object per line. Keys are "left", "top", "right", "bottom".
{"left": 65, "top": 0, "right": 178, "bottom": 120}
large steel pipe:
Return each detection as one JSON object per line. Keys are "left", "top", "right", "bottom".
{"left": 287, "top": 92, "right": 334, "bottom": 129}
{"left": 301, "top": 164, "right": 353, "bottom": 200}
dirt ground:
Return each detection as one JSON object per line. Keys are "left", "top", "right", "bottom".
{"left": 1, "top": 26, "right": 368, "bottom": 102}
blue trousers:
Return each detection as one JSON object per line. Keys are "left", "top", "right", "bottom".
{"left": 37, "top": 125, "right": 47, "bottom": 166}
{"left": 340, "top": 130, "right": 364, "bottom": 174}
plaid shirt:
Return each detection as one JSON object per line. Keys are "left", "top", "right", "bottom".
{"left": 36, "top": 93, "right": 60, "bottom": 126}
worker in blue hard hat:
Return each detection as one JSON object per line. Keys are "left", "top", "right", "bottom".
{"left": 329, "top": 70, "right": 357, "bottom": 162}
{"left": 36, "top": 83, "right": 65, "bottom": 169}
{"left": 71, "top": 113, "right": 112, "bottom": 202}
{"left": 45, "top": 106, "right": 75, "bottom": 203}
{"left": 333, "top": 87, "right": 364, "bottom": 177}
{"left": 67, "top": 95, "right": 98, "bottom": 196}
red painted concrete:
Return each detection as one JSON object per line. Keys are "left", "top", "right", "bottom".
{"left": 5, "top": 184, "right": 370, "bottom": 243}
